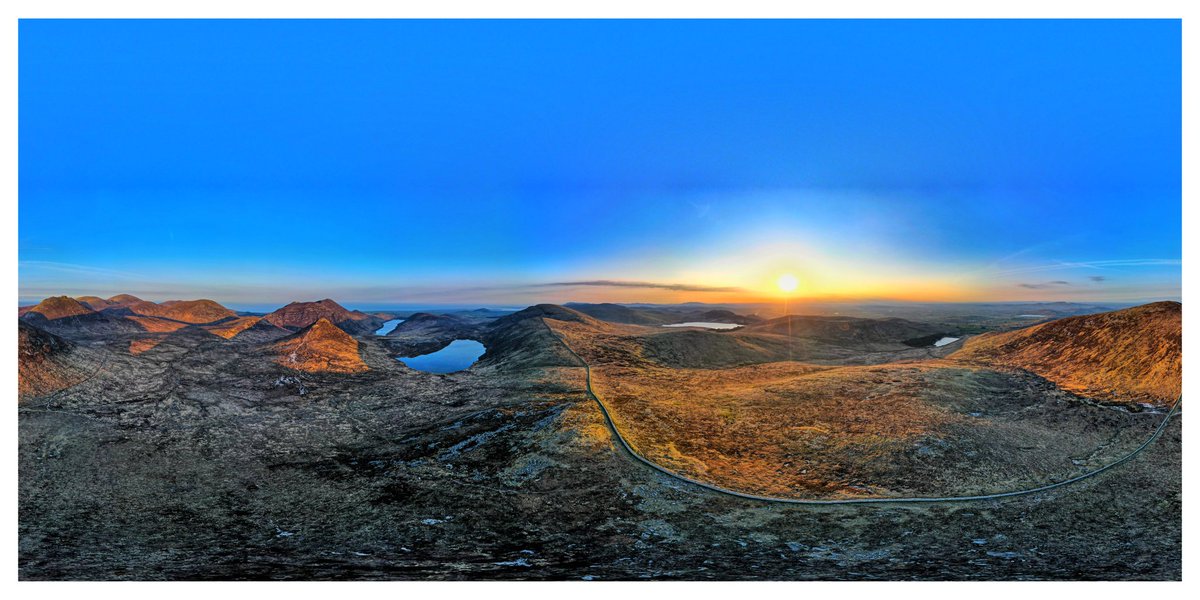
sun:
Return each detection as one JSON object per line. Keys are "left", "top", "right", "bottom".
{"left": 776, "top": 273, "right": 799, "bottom": 293}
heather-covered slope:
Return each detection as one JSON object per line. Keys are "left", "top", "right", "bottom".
{"left": 271, "top": 318, "right": 368, "bottom": 373}
{"left": 951, "top": 301, "right": 1181, "bottom": 405}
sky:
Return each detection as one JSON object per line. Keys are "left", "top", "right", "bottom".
{"left": 19, "top": 20, "right": 1181, "bottom": 309}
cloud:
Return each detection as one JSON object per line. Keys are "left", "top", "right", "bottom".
{"left": 1089, "top": 276, "right": 1107, "bottom": 282}
{"left": 991, "top": 258, "right": 1180, "bottom": 277}
{"left": 19, "top": 260, "right": 143, "bottom": 279}
{"left": 1018, "top": 280, "right": 1073, "bottom": 289}
{"left": 541, "top": 280, "right": 743, "bottom": 293}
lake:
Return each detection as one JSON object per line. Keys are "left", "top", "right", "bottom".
{"left": 932, "top": 336, "right": 961, "bottom": 347}
{"left": 398, "top": 339, "right": 486, "bottom": 373}
{"left": 375, "top": 319, "right": 404, "bottom": 335}
{"left": 661, "top": 322, "right": 743, "bottom": 330}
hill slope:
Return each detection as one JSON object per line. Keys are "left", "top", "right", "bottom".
{"left": 25, "top": 296, "right": 95, "bottom": 320}
{"left": 18, "top": 321, "right": 92, "bottom": 399}
{"left": 271, "top": 318, "right": 368, "bottom": 373}
{"left": 951, "top": 301, "right": 1181, "bottom": 405}
{"left": 263, "top": 299, "right": 380, "bottom": 334}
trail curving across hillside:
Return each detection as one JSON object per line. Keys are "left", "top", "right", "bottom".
{"left": 541, "top": 317, "right": 1182, "bottom": 505}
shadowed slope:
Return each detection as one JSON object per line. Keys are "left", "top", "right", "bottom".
{"left": 950, "top": 301, "right": 1181, "bottom": 405}
{"left": 271, "top": 318, "right": 368, "bottom": 373}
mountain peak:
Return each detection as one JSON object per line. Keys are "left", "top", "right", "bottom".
{"left": 271, "top": 317, "right": 368, "bottom": 373}
{"left": 263, "top": 299, "right": 376, "bottom": 334}
{"left": 28, "top": 296, "right": 94, "bottom": 320}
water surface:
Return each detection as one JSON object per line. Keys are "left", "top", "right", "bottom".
{"left": 662, "top": 322, "right": 742, "bottom": 330}
{"left": 398, "top": 339, "right": 486, "bottom": 373}
{"left": 933, "top": 336, "right": 961, "bottom": 347}
{"left": 375, "top": 319, "right": 404, "bottom": 335}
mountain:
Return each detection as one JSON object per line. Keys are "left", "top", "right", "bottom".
{"left": 565, "top": 303, "right": 674, "bottom": 325}
{"left": 387, "top": 313, "right": 473, "bottom": 337}
{"left": 24, "top": 296, "right": 95, "bottom": 320}
{"left": 480, "top": 304, "right": 595, "bottom": 368}
{"left": 75, "top": 296, "right": 116, "bottom": 311}
{"left": 18, "top": 321, "right": 92, "bottom": 399}
{"left": 271, "top": 317, "right": 369, "bottom": 373}
{"left": 119, "top": 299, "right": 237, "bottom": 324}
{"left": 106, "top": 294, "right": 145, "bottom": 306}
{"left": 263, "top": 299, "right": 381, "bottom": 335}
{"left": 951, "top": 301, "right": 1181, "bottom": 405}
{"left": 745, "top": 315, "right": 943, "bottom": 345}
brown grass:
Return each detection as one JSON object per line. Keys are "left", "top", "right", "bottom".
{"left": 125, "top": 316, "right": 189, "bottom": 333}
{"left": 129, "top": 338, "right": 163, "bottom": 355}
{"left": 204, "top": 316, "right": 262, "bottom": 339}
{"left": 272, "top": 318, "right": 368, "bottom": 374}
{"left": 951, "top": 301, "right": 1180, "bottom": 405}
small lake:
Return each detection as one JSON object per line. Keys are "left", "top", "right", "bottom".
{"left": 933, "top": 336, "right": 961, "bottom": 347}
{"left": 398, "top": 339, "right": 486, "bottom": 373}
{"left": 662, "top": 322, "right": 743, "bottom": 330}
{"left": 375, "top": 319, "right": 404, "bottom": 335}
{"left": 1016, "top": 314, "right": 1049, "bottom": 319}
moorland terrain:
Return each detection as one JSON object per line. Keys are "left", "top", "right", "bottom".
{"left": 16, "top": 294, "right": 1182, "bottom": 580}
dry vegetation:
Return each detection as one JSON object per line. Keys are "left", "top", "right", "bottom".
{"left": 951, "top": 301, "right": 1181, "bottom": 405}
{"left": 125, "top": 315, "right": 190, "bottom": 333}
{"left": 272, "top": 317, "right": 369, "bottom": 373}
{"left": 547, "top": 308, "right": 1171, "bottom": 500}
{"left": 203, "top": 316, "right": 264, "bottom": 339}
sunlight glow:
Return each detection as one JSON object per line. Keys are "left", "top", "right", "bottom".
{"left": 776, "top": 273, "right": 799, "bottom": 293}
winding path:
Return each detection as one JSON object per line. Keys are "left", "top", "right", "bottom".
{"left": 541, "top": 317, "right": 1183, "bottom": 505}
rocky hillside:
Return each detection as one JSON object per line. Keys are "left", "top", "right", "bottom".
{"left": 951, "top": 301, "right": 1181, "bottom": 405}
{"left": 18, "top": 321, "right": 91, "bottom": 399}
{"left": 263, "top": 299, "right": 381, "bottom": 334}
{"left": 271, "top": 318, "right": 368, "bottom": 373}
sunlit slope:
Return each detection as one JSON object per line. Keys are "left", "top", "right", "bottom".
{"left": 951, "top": 301, "right": 1180, "bottom": 405}
{"left": 271, "top": 318, "right": 368, "bottom": 374}
{"left": 544, "top": 304, "right": 1169, "bottom": 500}
{"left": 18, "top": 321, "right": 94, "bottom": 399}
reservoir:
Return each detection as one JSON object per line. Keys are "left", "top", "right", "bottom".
{"left": 932, "top": 336, "right": 961, "bottom": 347}
{"left": 662, "top": 322, "right": 743, "bottom": 330}
{"left": 398, "top": 339, "right": 486, "bottom": 373}
{"left": 375, "top": 319, "right": 404, "bottom": 335}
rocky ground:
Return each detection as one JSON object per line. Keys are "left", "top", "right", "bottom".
{"left": 17, "top": 307, "right": 1182, "bottom": 580}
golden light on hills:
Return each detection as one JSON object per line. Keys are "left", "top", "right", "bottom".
{"left": 272, "top": 318, "right": 368, "bottom": 374}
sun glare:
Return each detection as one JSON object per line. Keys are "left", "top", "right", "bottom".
{"left": 776, "top": 273, "right": 799, "bottom": 293}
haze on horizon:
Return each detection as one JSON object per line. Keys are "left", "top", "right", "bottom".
{"left": 19, "top": 20, "right": 1181, "bottom": 309}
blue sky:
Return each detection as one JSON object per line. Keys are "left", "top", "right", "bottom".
{"left": 19, "top": 20, "right": 1181, "bottom": 308}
